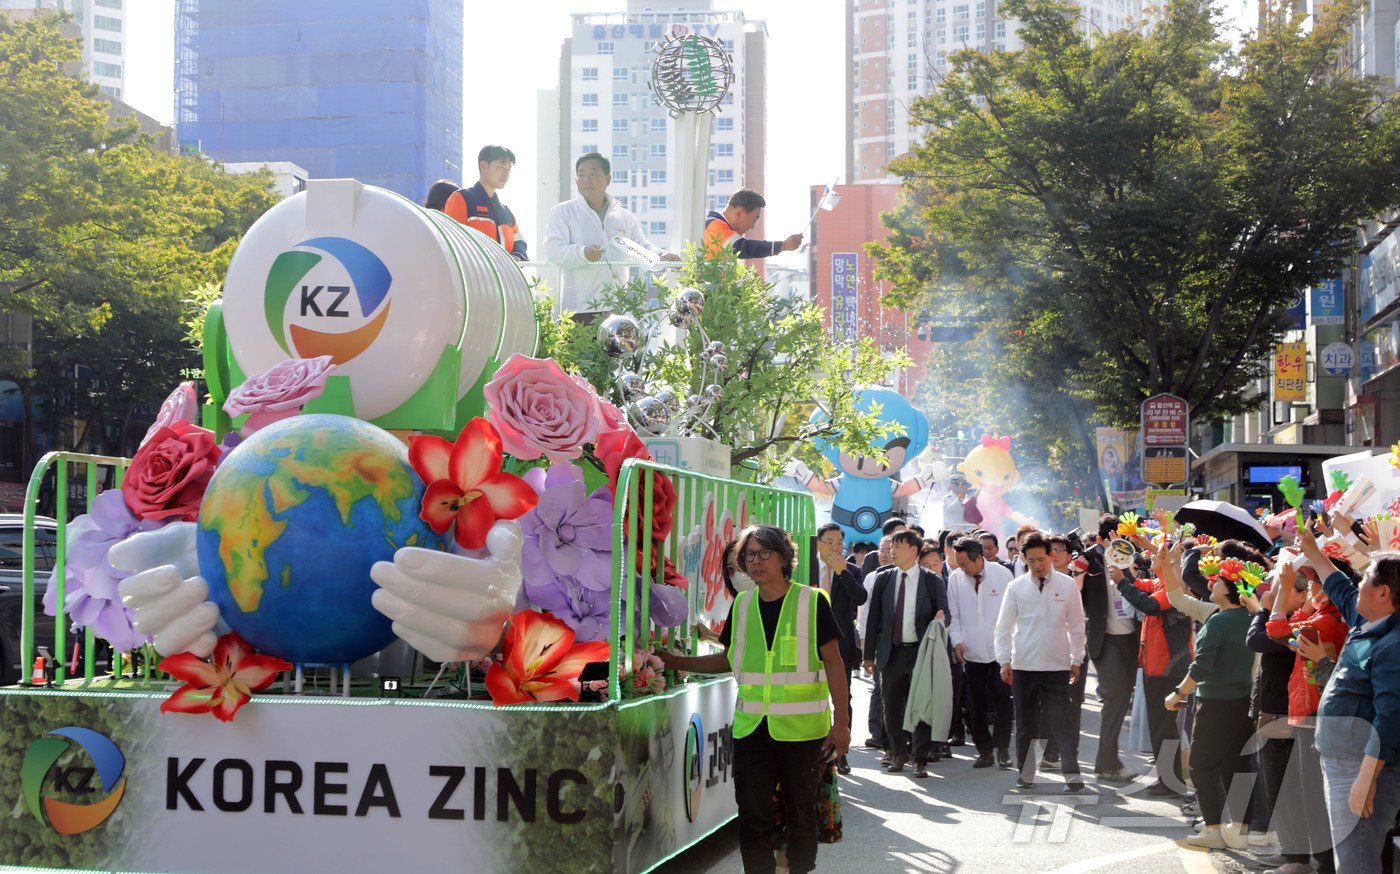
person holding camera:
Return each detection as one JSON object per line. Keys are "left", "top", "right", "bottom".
{"left": 658, "top": 525, "right": 849, "bottom": 874}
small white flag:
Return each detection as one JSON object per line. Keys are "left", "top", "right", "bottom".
{"left": 818, "top": 185, "right": 842, "bottom": 212}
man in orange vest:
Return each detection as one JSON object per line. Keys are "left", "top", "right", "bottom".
{"left": 445, "top": 145, "right": 528, "bottom": 261}
{"left": 703, "top": 189, "right": 803, "bottom": 260}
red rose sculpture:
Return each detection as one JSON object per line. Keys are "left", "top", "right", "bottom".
{"left": 594, "top": 428, "right": 675, "bottom": 540}
{"left": 122, "top": 420, "right": 222, "bottom": 522}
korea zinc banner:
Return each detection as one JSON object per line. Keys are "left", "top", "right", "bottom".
{"left": 0, "top": 681, "right": 737, "bottom": 874}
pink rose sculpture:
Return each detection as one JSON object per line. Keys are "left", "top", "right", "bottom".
{"left": 483, "top": 355, "right": 602, "bottom": 462}
{"left": 140, "top": 381, "right": 200, "bottom": 448}
{"left": 571, "top": 373, "right": 627, "bottom": 433}
{"left": 222, "top": 356, "right": 336, "bottom": 436}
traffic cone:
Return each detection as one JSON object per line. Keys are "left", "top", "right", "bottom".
{"left": 31, "top": 656, "right": 45, "bottom": 684}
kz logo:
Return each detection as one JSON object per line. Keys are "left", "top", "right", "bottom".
{"left": 21, "top": 726, "right": 126, "bottom": 834}
{"left": 683, "top": 714, "right": 704, "bottom": 823}
{"left": 263, "top": 236, "right": 393, "bottom": 365}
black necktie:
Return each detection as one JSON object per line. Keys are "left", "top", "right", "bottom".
{"left": 1038, "top": 577, "right": 1046, "bottom": 591}
{"left": 974, "top": 573, "right": 982, "bottom": 594}
{"left": 893, "top": 571, "right": 908, "bottom": 643}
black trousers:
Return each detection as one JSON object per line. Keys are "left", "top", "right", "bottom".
{"left": 1042, "top": 665, "right": 1086, "bottom": 760}
{"left": 1013, "top": 669, "right": 1081, "bottom": 778}
{"left": 733, "top": 724, "right": 824, "bottom": 874}
{"left": 868, "top": 668, "right": 887, "bottom": 745}
{"left": 1189, "top": 696, "right": 1254, "bottom": 827}
{"left": 882, "top": 644, "right": 932, "bottom": 762}
{"left": 1144, "top": 675, "right": 1185, "bottom": 786}
{"left": 1262, "top": 725, "right": 1335, "bottom": 870}
{"left": 1089, "top": 632, "right": 1138, "bottom": 772}
{"left": 963, "top": 659, "right": 1012, "bottom": 754}
{"left": 948, "top": 655, "right": 968, "bottom": 741}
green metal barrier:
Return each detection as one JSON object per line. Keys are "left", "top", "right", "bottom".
{"left": 16, "top": 450, "right": 814, "bottom": 702}
{"left": 608, "top": 457, "right": 816, "bottom": 701}
{"left": 21, "top": 451, "right": 129, "bottom": 686}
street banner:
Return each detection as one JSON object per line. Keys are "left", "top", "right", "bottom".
{"left": 830, "top": 253, "right": 858, "bottom": 342}
{"left": 1310, "top": 278, "right": 1345, "bottom": 325}
{"left": 1140, "top": 395, "right": 1189, "bottom": 447}
{"left": 1274, "top": 342, "right": 1308, "bottom": 402}
{"left": 1320, "top": 342, "right": 1355, "bottom": 377}
{"left": 1283, "top": 291, "right": 1306, "bottom": 331}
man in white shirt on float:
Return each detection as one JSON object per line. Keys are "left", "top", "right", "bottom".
{"left": 947, "top": 536, "right": 1015, "bottom": 770}
{"left": 994, "top": 532, "right": 1088, "bottom": 793}
{"left": 543, "top": 152, "right": 679, "bottom": 313}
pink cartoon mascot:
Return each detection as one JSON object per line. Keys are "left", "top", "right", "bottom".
{"left": 957, "top": 434, "right": 1033, "bottom": 544}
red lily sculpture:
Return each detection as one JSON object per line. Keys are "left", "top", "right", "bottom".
{"left": 485, "top": 610, "right": 610, "bottom": 705}
{"left": 410, "top": 418, "right": 539, "bottom": 550}
{"left": 159, "top": 631, "right": 292, "bottom": 722}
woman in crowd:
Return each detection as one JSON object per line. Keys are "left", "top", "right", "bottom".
{"left": 659, "top": 525, "right": 850, "bottom": 874}
{"left": 1114, "top": 543, "right": 1193, "bottom": 797}
{"left": 1162, "top": 541, "right": 1258, "bottom": 850}
{"left": 1244, "top": 556, "right": 1345, "bottom": 874}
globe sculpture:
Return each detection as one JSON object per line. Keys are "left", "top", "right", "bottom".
{"left": 196, "top": 414, "right": 444, "bottom": 664}
{"left": 648, "top": 32, "right": 734, "bottom": 117}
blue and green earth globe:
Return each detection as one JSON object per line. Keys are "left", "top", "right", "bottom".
{"left": 196, "top": 413, "right": 444, "bottom": 664}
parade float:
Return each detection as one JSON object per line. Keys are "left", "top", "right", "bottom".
{"left": 0, "top": 177, "right": 814, "bottom": 874}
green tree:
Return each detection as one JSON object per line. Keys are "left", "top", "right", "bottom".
{"left": 873, "top": 0, "right": 1400, "bottom": 498}
{"left": 0, "top": 14, "right": 278, "bottom": 464}
{"left": 550, "top": 250, "right": 909, "bottom": 480}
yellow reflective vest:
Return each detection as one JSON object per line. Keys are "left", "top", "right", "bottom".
{"left": 728, "top": 583, "right": 832, "bottom": 741}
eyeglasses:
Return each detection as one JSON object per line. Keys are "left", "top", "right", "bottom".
{"left": 743, "top": 549, "right": 775, "bottom": 563}
{"left": 818, "top": 538, "right": 843, "bottom": 547}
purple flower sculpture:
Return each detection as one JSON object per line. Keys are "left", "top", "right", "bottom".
{"left": 44, "top": 489, "right": 167, "bottom": 652}
{"left": 519, "top": 463, "right": 616, "bottom": 640}
{"left": 626, "top": 573, "right": 690, "bottom": 631}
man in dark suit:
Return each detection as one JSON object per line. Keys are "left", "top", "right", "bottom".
{"left": 863, "top": 529, "right": 949, "bottom": 778}
{"left": 1063, "top": 514, "right": 1138, "bottom": 782}
{"left": 815, "top": 523, "right": 866, "bottom": 774}
{"left": 859, "top": 516, "right": 907, "bottom": 579}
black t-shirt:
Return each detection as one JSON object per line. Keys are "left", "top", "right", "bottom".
{"left": 719, "top": 585, "right": 842, "bottom": 652}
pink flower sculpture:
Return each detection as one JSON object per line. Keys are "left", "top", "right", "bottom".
{"left": 483, "top": 354, "right": 602, "bottom": 462}
{"left": 222, "top": 355, "right": 336, "bottom": 436}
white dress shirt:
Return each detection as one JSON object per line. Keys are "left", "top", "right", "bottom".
{"left": 542, "top": 194, "right": 668, "bottom": 312}
{"left": 946, "top": 561, "right": 1014, "bottom": 664}
{"left": 893, "top": 566, "right": 920, "bottom": 644}
{"left": 857, "top": 570, "right": 878, "bottom": 638}
{"left": 994, "top": 569, "right": 1088, "bottom": 671}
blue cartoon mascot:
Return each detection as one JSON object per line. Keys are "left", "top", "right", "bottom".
{"left": 783, "top": 387, "right": 940, "bottom": 545}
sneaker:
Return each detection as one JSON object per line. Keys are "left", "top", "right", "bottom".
{"left": 1249, "top": 830, "right": 1278, "bottom": 848}
{"left": 1186, "top": 826, "right": 1227, "bottom": 850}
{"left": 1096, "top": 767, "right": 1135, "bottom": 783}
{"left": 1038, "top": 756, "right": 1060, "bottom": 771}
{"left": 996, "top": 748, "right": 1013, "bottom": 769}
{"left": 1221, "top": 823, "right": 1250, "bottom": 850}
{"left": 1180, "top": 800, "right": 1200, "bottom": 816}
{"left": 1015, "top": 777, "right": 1036, "bottom": 790}
{"left": 912, "top": 761, "right": 929, "bottom": 778}
{"left": 1145, "top": 780, "right": 1182, "bottom": 797}
{"left": 1064, "top": 778, "right": 1086, "bottom": 794}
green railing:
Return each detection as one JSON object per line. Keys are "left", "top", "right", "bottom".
{"left": 21, "top": 451, "right": 129, "bottom": 686}
{"left": 16, "top": 450, "right": 815, "bottom": 703}
{"left": 608, "top": 457, "right": 816, "bottom": 701}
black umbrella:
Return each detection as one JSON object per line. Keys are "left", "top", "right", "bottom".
{"left": 1174, "top": 500, "right": 1274, "bottom": 553}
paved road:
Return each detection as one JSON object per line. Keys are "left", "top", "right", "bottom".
{"left": 657, "top": 670, "right": 1269, "bottom": 874}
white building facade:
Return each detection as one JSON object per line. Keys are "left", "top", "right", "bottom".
{"left": 848, "top": 0, "right": 1143, "bottom": 181}
{"left": 0, "top": 0, "right": 125, "bottom": 98}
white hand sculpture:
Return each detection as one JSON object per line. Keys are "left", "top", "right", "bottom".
{"left": 369, "top": 520, "right": 524, "bottom": 664}
{"left": 109, "top": 522, "right": 222, "bottom": 658}
{"left": 782, "top": 458, "right": 815, "bottom": 486}
{"left": 917, "top": 460, "right": 948, "bottom": 489}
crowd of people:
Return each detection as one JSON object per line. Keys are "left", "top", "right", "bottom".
{"left": 423, "top": 144, "right": 806, "bottom": 313}
{"left": 663, "top": 508, "right": 1400, "bottom": 874}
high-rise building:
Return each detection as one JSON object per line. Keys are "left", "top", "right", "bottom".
{"left": 174, "top": 0, "right": 463, "bottom": 202}
{"left": 538, "top": 0, "right": 767, "bottom": 255}
{"left": 847, "top": 0, "right": 1144, "bottom": 181}
{"left": 1, "top": 0, "right": 125, "bottom": 98}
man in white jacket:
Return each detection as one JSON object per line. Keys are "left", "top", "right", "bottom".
{"left": 542, "top": 152, "right": 678, "bottom": 313}
{"left": 947, "top": 536, "right": 1015, "bottom": 769}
